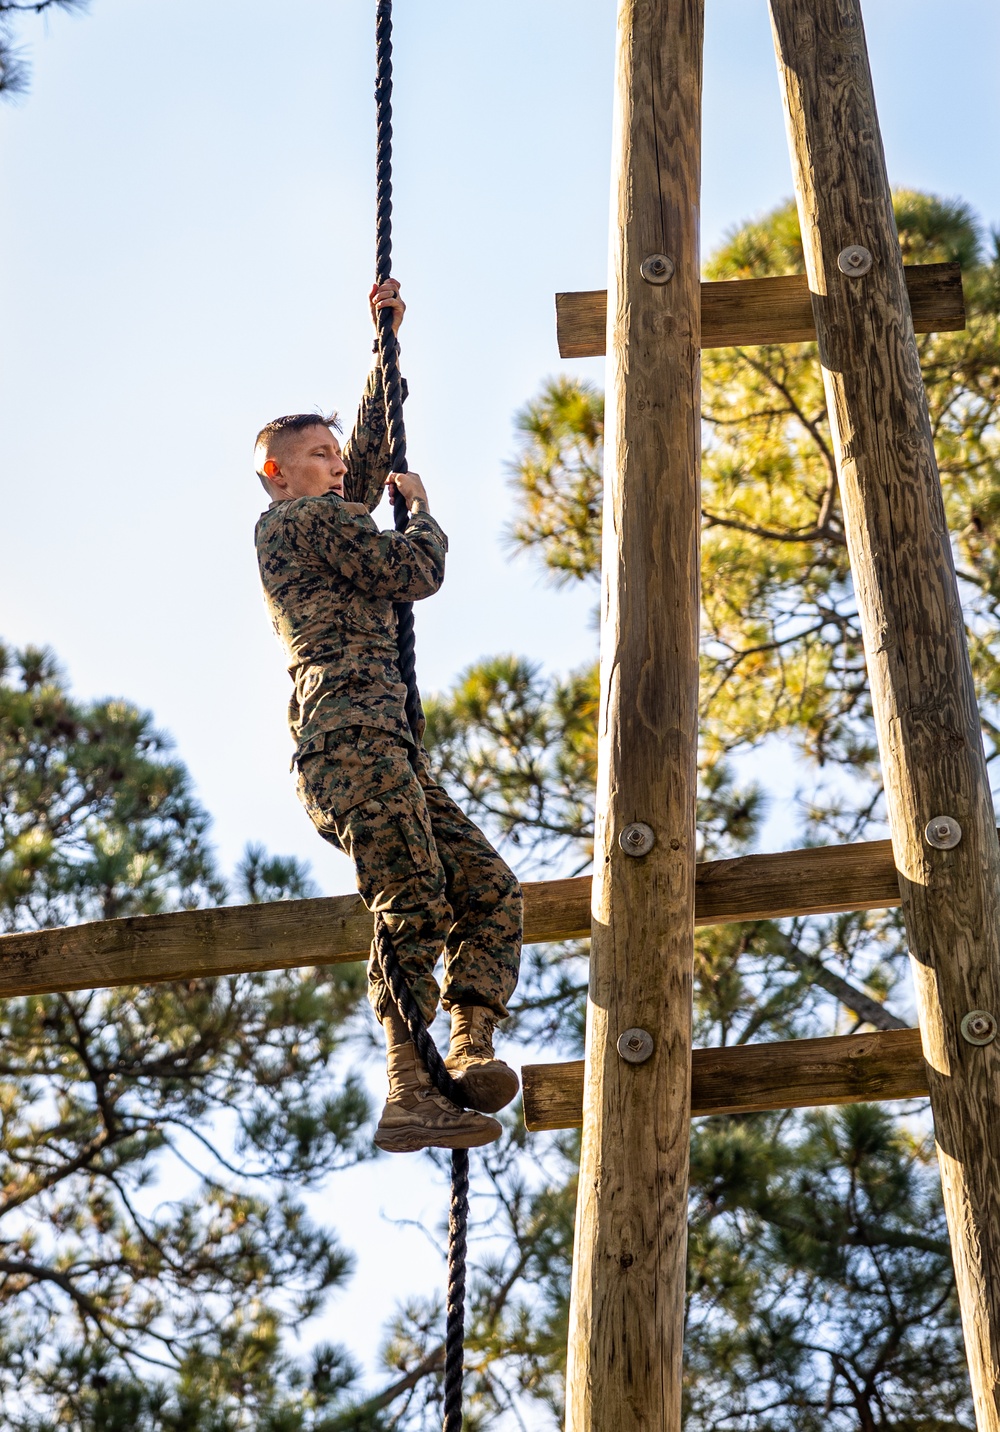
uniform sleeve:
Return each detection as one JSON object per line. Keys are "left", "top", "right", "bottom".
{"left": 342, "top": 364, "right": 409, "bottom": 512}
{"left": 283, "top": 499, "right": 448, "bottom": 602}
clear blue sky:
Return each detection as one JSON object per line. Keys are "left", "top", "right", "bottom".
{"left": 2, "top": 0, "right": 999, "bottom": 1395}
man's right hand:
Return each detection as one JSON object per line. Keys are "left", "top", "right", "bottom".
{"left": 388, "top": 471, "right": 430, "bottom": 514}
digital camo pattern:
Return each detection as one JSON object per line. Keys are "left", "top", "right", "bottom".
{"left": 342, "top": 364, "right": 405, "bottom": 513}
{"left": 255, "top": 367, "right": 448, "bottom": 753}
{"left": 296, "top": 728, "right": 523, "bottom": 1026}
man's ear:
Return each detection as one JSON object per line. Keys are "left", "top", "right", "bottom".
{"left": 263, "top": 459, "right": 280, "bottom": 480}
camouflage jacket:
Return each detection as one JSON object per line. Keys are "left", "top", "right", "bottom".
{"left": 255, "top": 365, "right": 448, "bottom": 755}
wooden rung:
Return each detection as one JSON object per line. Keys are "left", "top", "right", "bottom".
{"left": 693, "top": 835, "right": 900, "bottom": 923}
{"left": 521, "top": 1027, "right": 928, "bottom": 1131}
{"left": 0, "top": 838, "right": 909, "bottom": 998}
{"left": 0, "top": 837, "right": 914, "bottom": 998}
{"left": 555, "top": 261, "right": 965, "bottom": 358}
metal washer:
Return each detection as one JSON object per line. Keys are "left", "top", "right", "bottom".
{"left": 617, "top": 1028, "right": 655, "bottom": 1064}
{"left": 619, "top": 822, "right": 655, "bottom": 857}
{"left": 640, "top": 253, "right": 675, "bottom": 285}
{"left": 837, "top": 244, "right": 873, "bottom": 277}
{"left": 925, "top": 815, "right": 962, "bottom": 850}
{"left": 961, "top": 1011, "right": 998, "bottom": 1047}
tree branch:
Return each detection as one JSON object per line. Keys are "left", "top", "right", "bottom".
{"left": 771, "top": 930, "right": 908, "bottom": 1032}
{"left": 325, "top": 1342, "right": 446, "bottom": 1430}
{"left": 703, "top": 508, "right": 846, "bottom": 548}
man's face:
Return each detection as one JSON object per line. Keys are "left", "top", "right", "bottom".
{"left": 268, "top": 425, "right": 347, "bottom": 499}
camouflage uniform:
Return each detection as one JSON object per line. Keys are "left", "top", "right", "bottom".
{"left": 255, "top": 365, "right": 522, "bottom": 1027}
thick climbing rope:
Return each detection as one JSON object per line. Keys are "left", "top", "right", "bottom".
{"left": 373, "top": 0, "right": 420, "bottom": 744}
{"left": 372, "top": 3, "right": 469, "bottom": 1429}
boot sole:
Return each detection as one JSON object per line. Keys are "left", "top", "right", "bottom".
{"left": 445, "top": 1062, "right": 520, "bottom": 1115}
{"left": 374, "top": 1117, "right": 501, "bottom": 1153}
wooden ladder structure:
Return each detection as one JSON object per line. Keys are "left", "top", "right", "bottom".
{"left": 537, "top": 0, "right": 1000, "bottom": 1428}
{"left": 1, "top": 0, "right": 999, "bottom": 1427}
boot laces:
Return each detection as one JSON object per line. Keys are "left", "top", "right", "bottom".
{"left": 460, "top": 1012, "right": 497, "bottom": 1060}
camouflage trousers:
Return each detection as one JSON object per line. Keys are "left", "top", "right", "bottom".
{"left": 295, "top": 726, "right": 522, "bottom": 1027}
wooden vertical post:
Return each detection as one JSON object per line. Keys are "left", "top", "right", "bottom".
{"left": 565, "top": 0, "right": 703, "bottom": 1427}
{"left": 769, "top": 2, "right": 1000, "bottom": 1425}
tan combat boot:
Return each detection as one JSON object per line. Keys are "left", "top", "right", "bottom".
{"left": 444, "top": 1005, "right": 519, "bottom": 1114}
{"left": 373, "top": 1010, "right": 502, "bottom": 1154}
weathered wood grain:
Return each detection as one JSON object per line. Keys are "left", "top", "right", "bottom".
{"left": 0, "top": 895, "right": 376, "bottom": 996}
{"left": 770, "top": 2, "right": 1000, "bottom": 1425}
{"left": 522, "top": 1027, "right": 929, "bottom": 1131}
{"left": 694, "top": 835, "right": 900, "bottom": 924}
{"left": 0, "top": 881, "right": 593, "bottom": 996}
{"left": 564, "top": 2, "right": 703, "bottom": 1429}
{"left": 0, "top": 838, "right": 911, "bottom": 998}
{"left": 555, "top": 262, "right": 965, "bottom": 358}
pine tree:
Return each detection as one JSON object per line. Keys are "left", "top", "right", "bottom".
{"left": 0, "top": 642, "right": 378, "bottom": 1428}
{"left": 0, "top": 0, "right": 87, "bottom": 98}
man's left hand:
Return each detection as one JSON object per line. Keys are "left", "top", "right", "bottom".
{"left": 370, "top": 278, "right": 405, "bottom": 335}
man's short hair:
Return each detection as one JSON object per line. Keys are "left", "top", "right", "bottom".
{"left": 254, "top": 410, "right": 342, "bottom": 469}
{"left": 254, "top": 411, "right": 343, "bottom": 496}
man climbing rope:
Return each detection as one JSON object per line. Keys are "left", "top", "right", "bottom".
{"left": 253, "top": 279, "right": 522, "bottom": 1155}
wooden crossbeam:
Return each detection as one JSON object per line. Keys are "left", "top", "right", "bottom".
{"left": 555, "top": 261, "right": 964, "bottom": 358}
{"left": 15, "top": 824, "right": 1000, "bottom": 1001}
{"left": 522, "top": 1027, "right": 928, "bottom": 1132}
{"left": 0, "top": 838, "right": 910, "bottom": 999}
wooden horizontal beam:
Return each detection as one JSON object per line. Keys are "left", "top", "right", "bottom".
{"left": 521, "top": 1027, "right": 929, "bottom": 1131}
{"left": 0, "top": 839, "right": 908, "bottom": 998}
{"left": 555, "top": 261, "right": 964, "bottom": 358}
{"left": 0, "top": 877, "right": 585, "bottom": 999}
{"left": 693, "top": 834, "right": 900, "bottom": 924}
